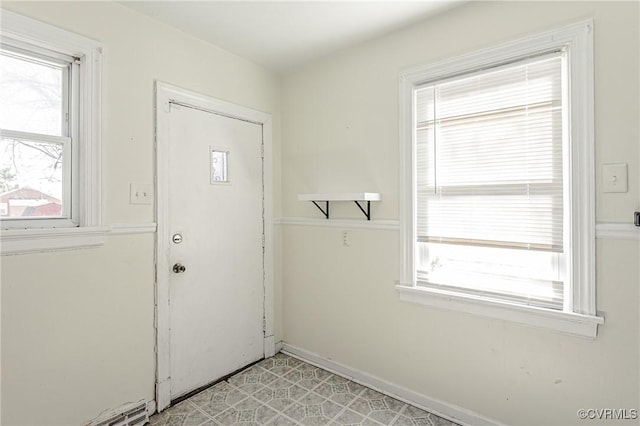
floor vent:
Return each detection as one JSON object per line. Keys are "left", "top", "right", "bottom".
{"left": 88, "top": 402, "right": 149, "bottom": 426}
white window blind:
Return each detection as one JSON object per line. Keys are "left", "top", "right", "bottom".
{"left": 415, "top": 52, "right": 567, "bottom": 310}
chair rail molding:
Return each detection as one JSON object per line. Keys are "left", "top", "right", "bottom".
{"left": 1, "top": 223, "right": 157, "bottom": 255}
{"left": 274, "top": 217, "right": 399, "bottom": 231}
{"left": 595, "top": 222, "right": 639, "bottom": 240}
{"left": 275, "top": 219, "right": 638, "bottom": 238}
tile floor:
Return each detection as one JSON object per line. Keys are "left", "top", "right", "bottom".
{"left": 149, "top": 352, "right": 459, "bottom": 426}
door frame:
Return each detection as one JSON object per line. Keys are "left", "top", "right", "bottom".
{"left": 154, "top": 81, "right": 275, "bottom": 411}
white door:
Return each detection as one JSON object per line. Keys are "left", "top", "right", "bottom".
{"left": 167, "top": 102, "right": 264, "bottom": 399}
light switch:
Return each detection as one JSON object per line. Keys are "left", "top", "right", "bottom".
{"left": 130, "top": 183, "right": 153, "bottom": 204}
{"left": 602, "top": 163, "right": 628, "bottom": 193}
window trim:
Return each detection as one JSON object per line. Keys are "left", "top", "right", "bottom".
{"left": 0, "top": 10, "right": 103, "bottom": 253}
{"left": 397, "top": 20, "right": 603, "bottom": 338}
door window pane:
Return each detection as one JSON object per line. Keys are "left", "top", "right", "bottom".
{"left": 211, "top": 149, "right": 229, "bottom": 183}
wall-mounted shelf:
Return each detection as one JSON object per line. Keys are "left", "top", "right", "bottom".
{"left": 298, "top": 193, "right": 381, "bottom": 220}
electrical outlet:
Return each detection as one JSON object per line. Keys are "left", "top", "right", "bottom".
{"left": 602, "top": 163, "right": 628, "bottom": 193}
{"left": 130, "top": 183, "right": 153, "bottom": 205}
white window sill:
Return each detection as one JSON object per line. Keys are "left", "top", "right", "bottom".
{"left": 1, "top": 226, "right": 109, "bottom": 255}
{"left": 395, "top": 284, "right": 604, "bottom": 339}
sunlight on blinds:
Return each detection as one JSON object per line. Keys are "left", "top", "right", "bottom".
{"left": 415, "top": 52, "right": 567, "bottom": 309}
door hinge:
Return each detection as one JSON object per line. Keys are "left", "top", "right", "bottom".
{"left": 260, "top": 145, "right": 264, "bottom": 159}
{"left": 262, "top": 234, "right": 265, "bottom": 248}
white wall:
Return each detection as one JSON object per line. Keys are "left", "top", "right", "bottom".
{"left": 1, "top": 1, "right": 637, "bottom": 425}
{"left": 281, "top": 2, "right": 639, "bottom": 425}
{"left": 0, "top": 2, "right": 281, "bottom": 424}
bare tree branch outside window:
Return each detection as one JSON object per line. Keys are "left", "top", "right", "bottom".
{"left": 0, "top": 49, "right": 66, "bottom": 217}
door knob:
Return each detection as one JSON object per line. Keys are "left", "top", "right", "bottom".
{"left": 173, "top": 263, "right": 186, "bottom": 273}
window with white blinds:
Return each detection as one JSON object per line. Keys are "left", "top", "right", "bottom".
{"left": 414, "top": 51, "right": 568, "bottom": 310}
{"left": 399, "top": 21, "right": 600, "bottom": 337}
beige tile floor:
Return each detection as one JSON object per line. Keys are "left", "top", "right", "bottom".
{"left": 149, "top": 352, "right": 459, "bottom": 426}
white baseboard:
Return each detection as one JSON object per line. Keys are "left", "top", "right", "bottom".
{"left": 275, "top": 340, "right": 284, "bottom": 353}
{"left": 281, "top": 343, "right": 501, "bottom": 426}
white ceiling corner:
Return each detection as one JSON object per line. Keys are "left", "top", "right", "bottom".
{"left": 118, "top": 1, "right": 462, "bottom": 72}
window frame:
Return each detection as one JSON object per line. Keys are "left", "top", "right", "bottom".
{"left": 397, "top": 20, "right": 603, "bottom": 338}
{"left": 0, "top": 10, "right": 104, "bottom": 254}
{"left": 1, "top": 41, "right": 77, "bottom": 226}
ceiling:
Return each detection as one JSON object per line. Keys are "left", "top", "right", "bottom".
{"left": 118, "top": 1, "right": 462, "bottom": 72}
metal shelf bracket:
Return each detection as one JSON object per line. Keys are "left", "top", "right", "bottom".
{"left": 312, "top": 201, "right": 330, "bottom": 219}
{"left": 298, "top": 193, "right": 380, "bottom": 221}
{"left": 353, "top": 200, "right": 371, "bottom": 220}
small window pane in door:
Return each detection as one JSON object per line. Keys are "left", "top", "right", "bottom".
{"left": 211, "top": 149, "right": 229, "bottom": 183}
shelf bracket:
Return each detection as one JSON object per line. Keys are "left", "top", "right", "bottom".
{"left": 312, "top": 201, "right": 330, "bottom": 219}
{"left": 300, "top": 194, "right": 379, "bottom": 220}
{"left": 354, "top": 200, "right": 371, "bottom": 221}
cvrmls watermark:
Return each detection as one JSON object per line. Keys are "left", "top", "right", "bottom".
{"left": 577, "top": 409, "right": 638, "bottom": 420}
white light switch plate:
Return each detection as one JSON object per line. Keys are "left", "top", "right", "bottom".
{"left": 130, "top": 183, "right": 153, "bottom": 204}
{"left": 602, "top": 163, "right": 628, "bottom": 193}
